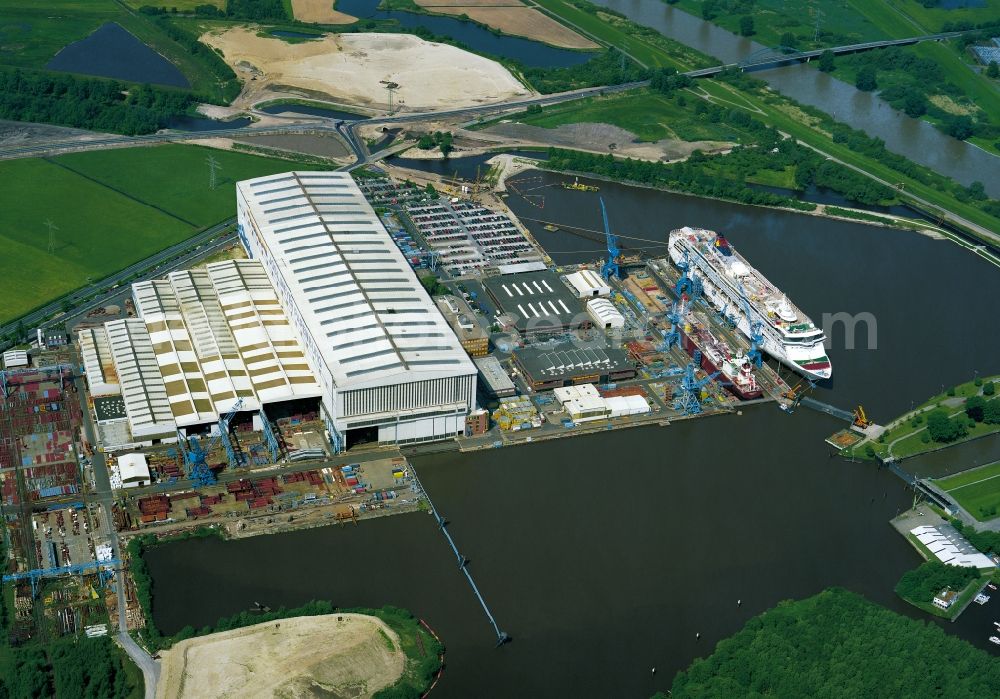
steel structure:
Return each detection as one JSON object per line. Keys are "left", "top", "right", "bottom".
{"left": 659, "top": 301, "right": 683, "bottom": 352}
{"left": 673, "top": 363, "right": 720, "bottom": 415}
{"left": 737, "top": 283, "right": 764, "bottom": 367}
{"left": 258, "top": 405, "right": 281, "bottom": 463}
{"left": 3, "top": 559, "right": 121, "bottom": 597}
{"left": 599, "top": 198, "right": 622, "bottom": 281}
{"left": 184, "top": 398, "right": 244, "bottom": 486}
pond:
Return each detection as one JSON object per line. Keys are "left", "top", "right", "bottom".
{"left": 166, "top": 115, "right": 252, "bottom": 132}
{"left": 46, "top": 22, "right": 189, "bottom": 88}
{"left": 336, "top": 0, "right": 595, "bottom": 67}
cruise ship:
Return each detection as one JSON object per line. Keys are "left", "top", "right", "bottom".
{"left": 668, "top": 227, "right": 832, "bottom": 380}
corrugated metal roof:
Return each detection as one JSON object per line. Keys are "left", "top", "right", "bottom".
{"left": 238, "top": 172, "right": 475, "bottom": 390}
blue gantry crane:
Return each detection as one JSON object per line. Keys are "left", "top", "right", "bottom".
{"left": 658, "top": 300, "right": 683, "bottom": 352}
{"left": 599, "top": 198, "right": 623, "bottom": 281}
{"left": 736, "top": 284, "right": 764, "bottom": 367}
{"left": 673, "top": 363, "right": 720, "bottom": 415}
{"left": 180, "top": 398, "right": 244, "bottom": 487}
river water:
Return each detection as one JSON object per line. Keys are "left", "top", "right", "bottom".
{"left": 589, "top": 0, "right": 1000, "bottom": 196}
{"left": 145, "top": 171, "right": 1000, "bottom": 695}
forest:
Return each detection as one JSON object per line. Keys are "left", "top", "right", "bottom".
{"left": 0, "top": 70, "right": 195, "bottom": 135}
{"left": 667, "top": 588, "right": 1000, "bottom": 698}
{"left": 0, "top": 636, "right": 141, "bottom": 699}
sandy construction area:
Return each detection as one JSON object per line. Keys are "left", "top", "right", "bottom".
{"left": 291, "top": 0, "right": 356, "bottom": 24}
{"left": 201, "top": 28, "right": 532, "bottom": 111}
{"left": 415, "top": 0, "right": 597, "bottom": 49}
{"left": 157, "top": 613, "right": 405, "bottom": 699}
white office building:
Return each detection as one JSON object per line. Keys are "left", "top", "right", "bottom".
{"left": 236, "top": 171, "right": 478, "bottom": 449}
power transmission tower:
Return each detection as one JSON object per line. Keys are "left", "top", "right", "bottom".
{"left": 206, "top": 155, "right": 221, "bottom": 190}
{"left": 380, "top": 80, "right": 399, "bottom": 115}
{"left": 44, "top": 219, "right": 58, "bottom": 253}
{"left": 813, "top": 8, "right": 824, "bottom": 43}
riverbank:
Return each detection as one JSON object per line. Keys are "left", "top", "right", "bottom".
{"left": 845, "top": 376, "right": 1000, "bottom": 461}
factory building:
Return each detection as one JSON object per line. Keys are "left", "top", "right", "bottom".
{"left": 236, "top": 171, "right": 478, "bottom": 449}
{"left": 77, "top": 327, "right": 120, "bottom": 397}
{"left": 514, "top": 342, "right": 636, "bottom": 391}
{"left": 474, "top": 356, "right": 517, "bottom": 398}
{"left": 482, "top": 270, "right": 587, "bottom": 339}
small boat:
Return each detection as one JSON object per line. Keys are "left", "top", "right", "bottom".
{"left": 989, "top": 636, "right": 1000, "bottom": 645}
{"left": 561, "top": 177, "right": 598, "bottom": 192}
{"left": 543, "top": 224, "right": 558, "bottom": 232}
{"left": 988, "top": 583, "right": 997, "bottom": 591}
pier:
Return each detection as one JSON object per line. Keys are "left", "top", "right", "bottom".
{"left": 409, "top": 463, "right": 510, "bottom": 646}
{"left": 799, "top": 397, "right": 855, "bottom": 422}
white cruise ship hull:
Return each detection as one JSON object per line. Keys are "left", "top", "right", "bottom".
{"left": 668, "top": 231, "right": 832, "bottom": 381}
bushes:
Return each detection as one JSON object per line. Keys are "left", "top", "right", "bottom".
{"left": 520, "top": 50, "right": 649, "bottom": 94}
{"left": 895, "top": 561, "right": 979, "bottom": 605}
{"left": 225, "top": 0, "right": 288, "bottom": 21}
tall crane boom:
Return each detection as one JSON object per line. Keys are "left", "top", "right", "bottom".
{"left": 599, "top": 198, "right": 622, "bottom": 281}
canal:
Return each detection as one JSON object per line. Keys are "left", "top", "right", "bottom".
{"left": 144, "top": 172, "right": 1000, "bottom": 696}
{"left": 589, "top": 0, "right": 1000, "bottom": 197}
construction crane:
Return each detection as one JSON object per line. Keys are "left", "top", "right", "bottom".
{"left": 658, "top": 300, "right": 683, "bottom": 352}
{"left": 736, "top": 283, "right": 764, "bottom": 367}
{"left": 853, "top": 405, "right": 872, "bottom": 429}
{"left": 184, "top": 398, "right": 244, "bottom": 487}
{"left": 599, "top": 198, "right": 623, "bottom": 281}
{"left": 673, "top": 362, "right": 720, "bottom": 415}
{"left": 780, "top": 378, "right": 814, "bottom": 412}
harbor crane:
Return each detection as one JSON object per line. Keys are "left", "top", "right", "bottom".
{"left": 736, "top": 283, "right": 764, "bottom": 367}
{"left": 599, "top": 198, "right": 623, "bottom": 281}
{"left": 674, "top": 362, "right": 720, "bottom": 415}
{"left": 658, "top": 300, "right": 684, "bottom": 352}
{"left": 674, "top": 250, "right": 703, "bottom": 300}
{"left": 183, "top": 397, "right": 244, "bottom": 487}
{"left": 853, "top": 405, "right": 872, "bottom": 429}
{"left": 779, "top": 378, "right": 814, "bottom": 413}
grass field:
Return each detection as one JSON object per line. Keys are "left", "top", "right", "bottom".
{"left": 0, "top": 1, "right": 235, "bottom": 101}
{"left": 531, "top": 0, "right": 714, "bottom": 69}
{"left": 0, "top": 145, "right": 314, "bottom": 325}
{"left": 670, "top": 0, "right": 886, "bottom": 50}
{"left": 936, "top": 460, "right": 1000, "bottom": 521}
{"left": 0, "top": 0, "right": 120, "bottom": 68}
{"left": 503, "top": 88, "right": 756, "bottom": 142}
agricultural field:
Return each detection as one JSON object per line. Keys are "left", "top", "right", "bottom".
{"left": 0, "top": 144, "right": 311, "bottom": 324}
{"left": 414, "top": 0, "right": 598, "bottom": 49}
{"left": 935, "top": 460, "right": 1000, "bottom": 521}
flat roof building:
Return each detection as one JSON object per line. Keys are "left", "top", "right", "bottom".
{"left": 2, "top": 349, "right": 28, "bottom": 369}
{"left": 482, "top": 270, "right": 587, "bottom": 338}
{"left": 436, "top": 295, "right": 489, "bottom": 357}
{"left": 474, "top": 355, "right": 516, "bottom": 398}
{"left": 237, "top": 171, "right": 477, "bottom": 449}
{"left": 514, "top": 342, "right": 636, "bottom": 391}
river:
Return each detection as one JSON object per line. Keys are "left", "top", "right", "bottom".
{"left": 589, "top": 0, "right": 1000, "bottom": 197}
{"left": 145, "top": 171, "right": 1000, "bottom": 695}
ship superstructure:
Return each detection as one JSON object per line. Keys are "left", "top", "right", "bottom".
{"left": 668, "top": 227, "right": 831, "bottom": 380}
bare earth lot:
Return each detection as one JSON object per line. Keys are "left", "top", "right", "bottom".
{"left": 291, "top": 0, "right": 357, "bottom": 24}
{"left": 414, "top": 0, "right": 598, "bottom": 49}
{"left": 480, "top": 121, "right": 732, "bottom": 161}
{"left": 201, "top": 28, "right": 532, "bottom": 111}
{"left": 157, "top": 613, "right": 405, "bottom": 699}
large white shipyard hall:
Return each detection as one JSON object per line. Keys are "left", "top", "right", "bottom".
{"left": 237, "top": 171, "right": 477, "bottom": 449}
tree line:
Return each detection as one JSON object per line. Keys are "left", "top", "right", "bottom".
{"left": 0, "top": 636, "right": 140, "bottom": 699}
{"left": 666, "top": 588, "right": 1000, "bottom": 698}
{"left": 0, "top": 69, "right": 195, "bottom": 135}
